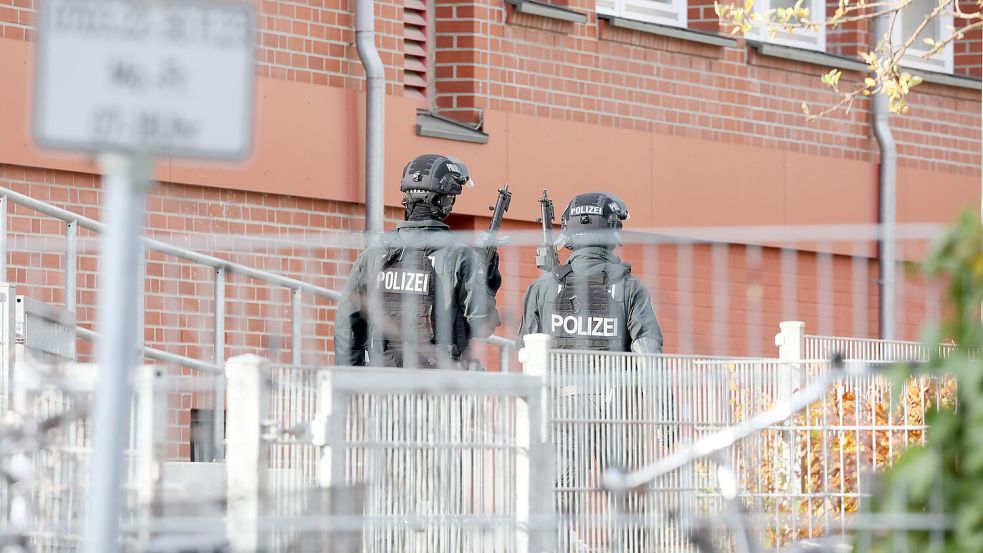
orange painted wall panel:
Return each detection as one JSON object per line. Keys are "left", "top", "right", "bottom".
{"left": 0, "top": 37, "right": 978, "bottom": 234}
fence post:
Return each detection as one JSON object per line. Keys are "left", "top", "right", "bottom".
{"left": 225, "top": 355, "right": 270, "bottom": 553}
{"left": 313, "top": 370, "right": 337, "bottom": 489}
{"left": 518, "top": 333, "right": 552, "bottom": 552}
{"left": 313, "top": 370, "right": 364, "bottom": 552}
{"left": 519, "top": 333, "right": 551, "bottom": 443}
{"left": 134, "top": 365, "right": 165, "bottom": 544}
{"left": 775, "top": 321, "right": 805, "bottom": 396}
{"left": 774, "top": 321, "right": 805, "bottom": 497}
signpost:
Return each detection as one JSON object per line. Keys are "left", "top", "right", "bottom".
{"left": 34, "top": 0, "right": 255, "bottom": 550}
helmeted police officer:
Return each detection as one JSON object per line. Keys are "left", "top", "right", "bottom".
{"left": 517, "top": 192, "right": 663, "bottom": 352}
{"left": 334, "top": 154, "right": 501, "bottom": 369}
{"left": 517, "top": 193, "right": 664, "bottom": 543}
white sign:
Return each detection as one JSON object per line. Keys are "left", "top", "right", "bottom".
{"left": 34, "top": 0, "right": 256, "bottom": 160}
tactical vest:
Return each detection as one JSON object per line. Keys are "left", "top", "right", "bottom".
{"left": 548, "top": 264, "right": 629, "bottom": 351}
{"left": 372, "top": 246, "right": 438, "bottom": 345}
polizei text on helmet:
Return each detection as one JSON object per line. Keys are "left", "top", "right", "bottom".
{"left": 551, "top": 314, "right": 620, "bottom": 336}
{"left": 377, "top": 270, "right": 430, "bottom": 295}
{"left": 568, "top": 205, "right": 603, "bottom": 216}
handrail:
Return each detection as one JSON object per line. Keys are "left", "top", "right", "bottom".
{"left": 0, "top": 187, "right": 340, "bottom": 300}
{"left": 76, "top": 327, "right": 222, "bottom": 375}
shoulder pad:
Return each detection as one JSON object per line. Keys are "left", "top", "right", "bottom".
{"left": 551, "top": 264, "right": 573, "bottom": 281}
{"left": 379, "top": 230, "right": 400, "bottom": 248}
{"left": 605, "top": 263, "right": 631, "bottom": 280}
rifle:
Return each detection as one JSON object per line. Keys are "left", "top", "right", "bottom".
{"left": 535, "top": 189, "right": 560, "bottom": 271}
{"left": 477, "top": 184, "right": 511, "bottom": 250}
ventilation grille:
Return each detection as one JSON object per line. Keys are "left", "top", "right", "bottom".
{"left": 404, "top": 0, "right": 429, "bottom": 106}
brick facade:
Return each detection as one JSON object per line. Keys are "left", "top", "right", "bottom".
{"left": 0, "top": 163, "right": 944, "bottom": 457}
{"left": 0, "top": 0, "right": 977, "bottom": 459}
{"left": 3, "top": 0, "right": 978, "bottom": 171}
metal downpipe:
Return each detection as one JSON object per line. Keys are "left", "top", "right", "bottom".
{"left": 873, "top": 14, "right": 897, "bottom": 340}
{"left": 356, "top": 0, "right": 385, "bottom": 234}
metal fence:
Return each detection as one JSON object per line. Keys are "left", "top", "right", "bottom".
{"left": 9, "top": 363, "right": 165, "bottom": 553}
{"left": 804, "top": 334, "right": 956, "bottom": 362}
{"left": 528, "top": 335, "right": 953, "bottom": 553}
{"left": 0, "top": 329, "right": 954, "bottom": 553}
{"left": 223, "top": 356, "right": 554, "bottom": 553}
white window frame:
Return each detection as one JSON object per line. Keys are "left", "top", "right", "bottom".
{"left": 597, "top": 0, "right": 687, "bottom": 29}
{"left": 894, "top": 2, "right": 954, "bottom": 74}
{"left": 746, "top": 0, "right": 826, "bottom": 52}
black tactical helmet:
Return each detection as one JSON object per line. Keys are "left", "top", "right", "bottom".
{"left": 559, "top": 192, "right": 630, "bottom": 249}
{"left": 400, "top": 154, "right": 474, "bottom": 195}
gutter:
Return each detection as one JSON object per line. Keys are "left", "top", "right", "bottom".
{"left": 356, "top": 0, "right": 385, "bottom": 234}
{"left": 872, "top": 15, "right": 897, "bottom": 340}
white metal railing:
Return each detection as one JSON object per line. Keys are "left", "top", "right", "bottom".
{"left": 599, "top": 358, "right": 954, "bottom": 553}
{"left": 9, "top": 320, "right": 955, "bottom": 552}
{"left": 224, "top": 355, "right": 552, "bottom": 553}
{"left": 804, "top": 334, "right": 956, "bottom": 362}
{"left": 774, "top": 319, "right": 958, "bottom": 363}
{"left": 517, "top": 329, "right": 952, "bottom": 553}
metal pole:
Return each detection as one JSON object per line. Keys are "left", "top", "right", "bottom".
{"left": 0, "top": 195, "right": 7, "bottom": 282}
{"left": 356, "top": 0, "right": 385, "bottom": 234}
{"left": 291, "top": 288, "right": 302, "bottom": 365}
{"left": 65, "top": 220, "right": 77, "bottom": 312}
{"left": 872, "top": 14, "right": 897, "bottom": 341}
{"left": 83, "top": 152, "right": 152, "bottom": 553}
{"left": 213, "top": 266, "right": 226, "bottom": 461}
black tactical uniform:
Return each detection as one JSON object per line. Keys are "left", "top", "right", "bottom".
{"left": 334, "top": 154, "right": 501, "bottom": 368}
{"left": 517, "top": 193, "right": 663, "bottom": 352}
{"left": 517, "top": 193, "right": 665, "bottom": 547}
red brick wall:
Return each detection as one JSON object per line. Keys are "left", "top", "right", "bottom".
{"left": 0, "top": 160, "right": 948, "bottom": 457}
{"left": 825, "top": 0, "right": 871, "bottom": 60}
{"left": 955, "top": 0, "right": 982, "bottom": 78}
{"left": 2, "top": 0, "right": 978, "bottom": 176}
{"left": 0, "top": 163, "right": 386, "bottom": 459}
{"left": 688, "top": 0, "right": 723, "bottom": 33}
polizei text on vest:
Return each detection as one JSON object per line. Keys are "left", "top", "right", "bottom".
{"left": 377, "top": 270, "right": 430, "bottom": 294}
{"left": 551, "top": 314, "right": 620, "bottom": 337}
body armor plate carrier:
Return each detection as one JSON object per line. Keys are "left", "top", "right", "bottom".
{"left": 372, "top": 246, "right": 438, "bottom": 345}
{"left": 549, "top": 264, "right": 629, "bottom": 351}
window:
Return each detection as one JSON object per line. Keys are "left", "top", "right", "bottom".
{"left": 597, "top": 0, "right": 686, "bottom": 28}
{"left": 748, "top": 0, "right": 825, "bottom": 51}
{"left": 404, "top": 0, "right": 432, "bottom": 108}
{"left": 895, "top": 0, "right": 954, "bottom": 73}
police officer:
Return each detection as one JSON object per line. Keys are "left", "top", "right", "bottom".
{"left": 334, "top": 154, "right": 501, "bottom": 368}
{"left": 517, "top": 192, "right": 663, "bottom": 352}
{"left": 517, "top": 192, "right": 664, "bottom": 549}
